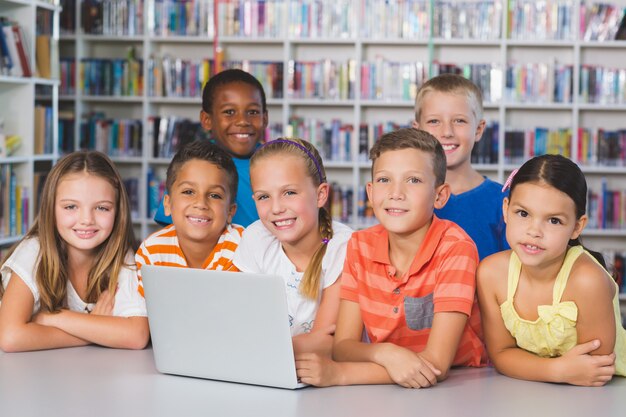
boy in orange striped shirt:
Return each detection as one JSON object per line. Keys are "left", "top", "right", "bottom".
{"left": 296, "top": 128, "right": 486, "bottom": 387}
{"left": 135, "top": 141, "right": 243, "bottom": 288}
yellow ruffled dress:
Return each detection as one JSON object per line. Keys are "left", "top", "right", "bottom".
{"left": 500, "top": 245, "right": 626, "bottom": 376}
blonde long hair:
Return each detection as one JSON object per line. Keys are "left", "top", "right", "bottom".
{"left": 0, "top": 151, "right": 136, "bottom": 311}
{"left": 251, "top": 138, "right": 333, "bottom": 300}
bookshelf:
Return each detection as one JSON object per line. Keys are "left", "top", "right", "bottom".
{"left": 0, "top": 0, "right": 60, "bottom": 256}
{"left": 56, "top": 0, "right": 625, "bottom": 305}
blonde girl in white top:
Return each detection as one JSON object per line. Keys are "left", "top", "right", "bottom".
{"left": 0, "top": 151, "right": 149, "bottom": 352}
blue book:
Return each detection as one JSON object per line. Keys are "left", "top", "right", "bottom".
{"left": 9, "top": 171, "right": 16, "bottom": 236}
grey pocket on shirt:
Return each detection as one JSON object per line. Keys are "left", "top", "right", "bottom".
{"left": 404, "top": 293, "right": 434, "bottom": 331}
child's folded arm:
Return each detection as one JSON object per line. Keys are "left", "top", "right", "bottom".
{"left": 0, "top": 274, "right": 89, "bottom": 352}
{"left": 568, "top": 257, "right": 617, "bottom": 356}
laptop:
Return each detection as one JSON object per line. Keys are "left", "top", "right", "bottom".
{"left": 141, "top": 265, "right": 308, "bottom": 389}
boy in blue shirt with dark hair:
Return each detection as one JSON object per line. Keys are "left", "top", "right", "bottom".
{"left": 413, "top": 74, "right": 508, "bottom": 260}
{"left": 154, "top": 68, "right": 268, "bottom": 227}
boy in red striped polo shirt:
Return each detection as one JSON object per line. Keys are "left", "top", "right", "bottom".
{"left": 298, "top": 128, "right": 486, "bottom": 387}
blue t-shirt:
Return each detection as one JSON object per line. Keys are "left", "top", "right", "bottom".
{"left": 434, "top": 177, "right": 509, "bottom": 260}
{"left": 153, "top": 155, "right": 259, "bottom": 227}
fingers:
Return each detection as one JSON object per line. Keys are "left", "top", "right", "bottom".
{"left": 420, "top": 356, "right": 442, "bottom": 377}
{"left": 571, "top": 339, "right": 601, "bottom": 355}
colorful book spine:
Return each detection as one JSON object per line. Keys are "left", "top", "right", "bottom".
{"left": 504, "top": 126, "right": 572, "bottom": 164}
{"left": 0, "top": 165, "right": 29, "bottom": 239}
{"left": 147, "top": 168, "right": 166, "bottom": 218}
{"left": 80, "top": 50, "right": 143, "bottom": 96}
{"left": 328, "top": 182, "right": 354, "bottom": 224}
{"left": 360, "top": 0, "right": 429, "bottom": 39}
{"left": 579, "top": 65, "right": 626, "bottom": 105}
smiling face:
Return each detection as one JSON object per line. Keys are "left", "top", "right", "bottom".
{"left": 200, "top": 81, "right": 268, "bottom": 158}
{"left": 55, "top": 173, "right": 117, "bottom": 257}
{"left": 504, "top": 181, "right": 587, "bottom": 269}
{"left": 250, "top": 154, "right": 328, "bottom": 253}
{"left": 414, "top": 91, "right": 485, "bottom": 173}
{"left": 164, "top": 159, "right": 236, "bottom": 253}
{"left": 367, "top": 148, "right": 449, "bottom": 241}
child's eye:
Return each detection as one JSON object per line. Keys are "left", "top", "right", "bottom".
{"left": 248, "top": 109, "right": 261, "bottom": 116}
{"left": 64, "top": 204, "right": 77, "bottom": 210}
{"left": 549, "top": 217, "right": 562, "bottom": 225}
{"left": 182, "top": 189, "right": 194, "bottom": 195}
{"left": 515, "top": 209, "right": 528, "bottom": 217}
{"left": 209, "top": 193, "right": 223, "bottom": 200}
{"left": 223, "top": 109, "right": 235, "bottom": 116}
{"left": 284, "top": 190, "right": 296, "bottom": 196}
{"left": 407, "top": 177, "right": 421, "bottom": 184}
{"left": 454, "top": 118, "right": 467, "bottom": 124}
{"left": 255, "top": 194, "right": 268, "bottom": 201}
{"left": 96, "top": 206, "right": 111, "bottom": 212}
{"left": 426, "top": 119, "right": 439, "bottom": 125}
{"left": 375, "top": 177, "right": 389, "bottom": 183}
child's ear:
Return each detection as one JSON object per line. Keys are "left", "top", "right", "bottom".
{"left": 227, "top": 203, "right": 237, "bottom": 224}
{"left": 502, "top": 197, "right": 510, "bottom": 224}
{"left": 571, "top": 214, "right": 588, "bottom": 240}
{"left": 200, "top": 110, "right": 212, "bottom": 131}
{"left": 366, "top": 181, "right": 373, "bottom": 203}
{"left": 412, "top": 120, "right": 420, "bottom": 129}
{"left": 474, "top": 119, "right": 487, "bottom": 142}
{"left": 316, "top": 183, "right": 330, "bottom": 208}
{"left": 434, "top": 183, "right": 451, "bottom": 209}
{"left": 163, "top": 193, "right": 172, "bottom": 217}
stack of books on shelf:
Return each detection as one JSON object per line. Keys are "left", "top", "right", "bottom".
{"left": 58, "top": 110, "right": 75, "bottom": 154}
{"left": 148, "top": 115, "right": 207, "bottom": 159}
{"left": 80, "top": 48, "right": 143, "bottom": 96}
{"left": 124, "top": 178, "right": 140, "bottom": 220}
{"left": 79, "top": 113, "right": 143, "bottom": 157}
{"left": 504, "top": 127, "right": 572, "bottom": 164}
{"left": 0, "top": 18, "right": 32, "bottom": 77}
{"left": 287, "top": 59, "right": 356, "bottom": 100}
{"left": 577, "top": 128, "right": 626, "bottom": 167}
{"left": 579, "top": 65, "right": 626, "bottom": 105}
{"left": 360, "top": 60, "right": 427, "bottom": 102}
{"left": 432, "top": 0, "right": 502, "bottom": 39}
{"left": 36, "top": 7, "right": 57, "bottom": 79}
{"left": 286, "top": 118, "right": 352, "bottom": 163}
{"left": 432, "top": 62, "right": 503, "bottom": 103}
{"left": 506, "top": 62, "right": 573, "bottom": 103}
{"left": 471, "top": 121, "right": 500, "bottom": 165}
{"left": 508, "top": 0, "right": 576, "bottom": 40}
{"left": 81, "top": 0, "right": 144, "bottom": 36}
{"left": 285, "top": 0, "right": 354, "bottom": 38}
{"left": 582, "top": 2, "right": 626, "bottom": 41}
{"left": 152, "top": 0, "right": 215, "bottom": 37}
{"left": 360, "top": 0, "right": 429, "bottom": 39}
{"left": 329, "top": 182, "right": 353, "bottom": 224}
{"left": 587, "top": 178, "right": 626, "bottom": 231}
{"left": 0, "top": 165, "right": 29, "bottom": 239}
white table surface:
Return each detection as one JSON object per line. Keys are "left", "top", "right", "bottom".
{"left": 1, "top": 346, "right": 624, "bottom": 417}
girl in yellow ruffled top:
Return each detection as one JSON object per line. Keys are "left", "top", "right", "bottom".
{"left": 477, "top": 154, "right": 625, "bottom": 386}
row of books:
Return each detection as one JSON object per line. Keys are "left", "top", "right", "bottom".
{"left": 34, "top": 105, "right": 54, "bottom": 155}
{"left": 287, "top": 59, "right": 356, "bottom": 100}
{"left": 80, "top": 55, "right": 143, "bottom": 96}
{"left": 152, "top": 0, "right": 216, "bottom": 37}
{"left": 433, "top": 1, "right": 503, "bottom": 40}
{"left": 579, "top": 65, "right": 626, "bottom": 105}
{"left": 360, "top": 0, "right": 429, "bottom": 39}
{"left": 505, "top": 62, "right": 573, "bottom": 103}
{"left": 582, "top": 2, "right": 626, "bottom": 41}
{"left": 80, "top": 0, "right": 144, "bottom": 36}
{"left": 360, "top": 60, "right": 427, "bottom": 101}
{"left": 508, "top": 0, "right": 576, "bottom": 40}
{"left": 147, "top": 57, "right": 283, "bottom": 99}
{"left": 285, "top": 0, "right": 354, "bottom": 39}
{"left": 123, "top": 178, "right": 140, "bottom": 220}
{"left": 59, "top": 58, "right": 76, "bottom": 95}
{"left": 472, "top": 121, "right": 500, "bottom": 165}
{"left": 328, "top": 182, "right": 354, "bottom": 224}
{"left": 432, "top": 62, "right": 503, "bottom": 104}
{"left": 587, "top": 179, "right": 626, "bottom": 230}
{"left": 0, "top": 18, "right": 32, "bottom": 77}
{"left": 58, "top": 111, "right": 75, "bottom": 154}
{"left": 0, "top": 165, "right": 29, "bottom": 239}
{"left": 577, "top": 128, "right": 626, "bottom": 167}
{"left": 504, "top": 127, "right": 573, "bottom": 164}
{"left": 79, "top": 114, "right": 143, "bottom": 157}
{"left": 285, "top": 118, "right": 353, "bottom": 163}
{"left": 59, "top": 0, "right": 77, "bottom": 34}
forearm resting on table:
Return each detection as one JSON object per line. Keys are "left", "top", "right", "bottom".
{"left": 0, "top": 321, "right": 88, "bottom": 352}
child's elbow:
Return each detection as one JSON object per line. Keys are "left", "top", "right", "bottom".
{"left": 0, "top": 327, "right": 25, "bottom": 353}
{"left": 122, "top": 319, "right": 150, "bottom": 350}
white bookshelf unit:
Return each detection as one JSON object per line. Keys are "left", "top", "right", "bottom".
{"left": 0, "top": 0, "right": 60, "bottom": 254}
{"left": 55, "top": 0, "right": 625, "bottom": 310}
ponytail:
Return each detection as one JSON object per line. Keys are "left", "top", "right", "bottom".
{"left": 299, "top": 207, "right": 334, "bottom": 300}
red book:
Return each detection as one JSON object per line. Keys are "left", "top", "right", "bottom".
{"left": 12, "top": 25, "right": 31, "bottom": 77}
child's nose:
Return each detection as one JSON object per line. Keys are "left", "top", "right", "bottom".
{"left": 388, "top": 183, "right": 405, "bottom": 200}
{"left": 79, "top": 208, "right": 95, "bottom": 225}
{"left": 526, "top": 220, "right": 543, "bottom": 238}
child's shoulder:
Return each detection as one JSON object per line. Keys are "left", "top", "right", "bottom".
{"left": 471, "top": 177, "right": 506, "bottom": 198}
{"left": 566, "top": 250, "right": 615, "bottom": 300}
{"left": 140, "top": 224, "right": 177, "bottom": 246}
{"left": 476, "top": 250, "right": 511, "bottom": 293}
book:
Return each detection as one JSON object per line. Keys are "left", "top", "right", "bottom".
{"left": 35, "top": 35, "right": 51, "bottom": 79}
{"left": 12, "top": 25, "right": 32, "bottom": 77}
{"left": 2, "top": 23, "right": 23, "bottom": 77}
